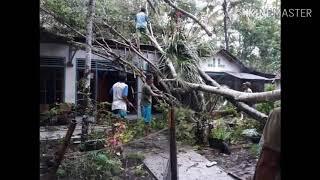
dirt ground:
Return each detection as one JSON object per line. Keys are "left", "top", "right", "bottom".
{"left": 40, "top": 126, "right": 258, "bottom": 180}
{"left": 196, "top": 144, "right": 258, "bottom": 180}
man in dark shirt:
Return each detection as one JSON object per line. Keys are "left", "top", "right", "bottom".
{"left": 141, "top": 74, "right": 162, "bottom": 136}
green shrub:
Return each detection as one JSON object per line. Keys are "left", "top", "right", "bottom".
{"left": 125, "top": 152, "right": 145, "bottom": 161}
{"left": 133, "top": 164, "right": 147, "bottom": 176}
{"left": 56, "top": 168, "right": 66, "bottom": 177}
{"left": 88, "top": 131, "right": 105, "bottom": 140}
{"left": 151, "top": 118, "right": 166, "bottom": 130}
{"left": 256, "top": 84, "right": 277, "bottom": 115}
{"left": 58, "top": 151, "right": 123, "bottom": 179}
{"left": 211, "top": 126, "right": 232, "bottom": 141}
{"left": 175, "top": 107, "right": 197, "bottom": 144}
{"left": 249, "top": 144, "right": 260, "bottom": 157}
{"left": 230, "top": 125, "right": 246, "bottom": 143}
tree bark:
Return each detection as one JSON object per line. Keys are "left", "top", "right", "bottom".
{"left": 223, "top": 0, "right": 229, "bottom": 51}
{"left": 146, "top": 34, "right": 178, "bottom": 78}
{"left": 229, "top": 100, "right": 268, "bottom": 122}
{"left": 163, "top": 0, "right": 212, "bottom": 36}
{"left": 183, "top": 81, "right": 280, "bottom": 103}
{"left": 147, "top": 0, "right": 157, "bottom": 14}
{"left": 188, "top": 69, "right": 273, "bottom": 122}
{"left": 81, "top": 0, "right": 96, "bottom": 143}
{"left": 197, "top": 67, "right": 221, "bottom": 87}
{"left": 235, "top": 90, "right": 281, "bottom": 103}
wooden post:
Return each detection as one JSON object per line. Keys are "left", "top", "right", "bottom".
{"left": 47, "top": 119, "right": 77, "bottom": 180}
{"left": 169, "top": 106, "right": 178, "bottom": 180}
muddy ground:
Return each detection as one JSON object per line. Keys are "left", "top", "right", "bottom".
{"left": 196, "top": 144, "right": 258, "bottom": 180}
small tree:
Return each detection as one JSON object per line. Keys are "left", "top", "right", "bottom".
{"left": 81, "top": 0, "right": 96, "bottom": 143}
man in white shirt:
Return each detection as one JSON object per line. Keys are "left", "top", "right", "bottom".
{"left": 110, "top": 72, "right": 133, "bottom": 119}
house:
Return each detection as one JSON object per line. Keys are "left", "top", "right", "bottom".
{"left": 40, "top": 29, "right": 161, "bottom": 117}
{"left": 199, "top": 49, "right": 275, "bottom": 92}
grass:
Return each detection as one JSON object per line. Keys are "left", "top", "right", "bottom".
{"left": 125, "top": 152, "right": 145, "bottom": 161}
{"left": 249, "top": 144, "right": 260, "bottom": 157}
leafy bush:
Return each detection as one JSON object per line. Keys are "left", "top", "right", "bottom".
{"left": 229, "top": 117, "right": 263, "bottom": 143}
{"left": 256, "top": 84, "right": 276, "bottom": 115}
{"left": 249, "top": 144, "right": 260, "bottom": 157}
{"left": 151, "top": 118, "right": 166, "bottom": 130}
{"left": 230, "top": 125, "right": 245, "bottom": 143}
{"left": 40, "top": 103, "right": 75, "bottom": 126}
{"left": 88, "top": 131, "right": 105, "bottom": 140}
{"left": 96, "top": 102, "right": 113, "bottom": 125}
{"left": 129, "top": 119, "right": 146, "bottom": 138}
{"left": 133, "top": 164, "right": 147, "bottom": 176}
{"left": 175, "top": 107, "right": 197, "bottom": 144}
{"left": 119, "top": 129, "right": 135, "bottom": 143}
{"left": 211, "top": 126, "right": 232, "bottom": 141}
{"left": 58, "top": 151, "right": 123, "bottom": 179}
{"left": 125, "top": 152, "right": 145, "bottom": 161}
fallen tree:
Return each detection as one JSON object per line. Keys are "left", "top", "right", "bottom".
{"left": 40, "top": 3, "right": 280, "bottom": 123}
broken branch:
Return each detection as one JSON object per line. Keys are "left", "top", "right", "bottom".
{"left": 163, "top": 0, "right": 213, "bottom": 36}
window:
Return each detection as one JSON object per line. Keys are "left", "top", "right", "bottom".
{"left": 40, "top": 67, "right": 65, "bottom": 104}
{"left": 218, "top": 58, "right": 225, "bottom": 67}
{"left": 40, "top": 57, "right": 65, "bottom": 105}
{"left": 208, "top": 58, "right": 216, "bottom": 67}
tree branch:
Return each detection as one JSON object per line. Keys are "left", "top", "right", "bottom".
{"left": 197, "top": 67, "right": 221, "bottom": 87}
{"left": 182, "top": 81, "right": 280, "bottom": 103}
{"left": 146, "top": 34, "right": 178, "bottom": 78}
{"left": 235, "top": 90, "right": 281, "bottom": 103}
{"left": 163, "top": 0, "right": 212, "bottom": 36}
{"left": 229, "top": 100, "right": 268, "bottom": 122}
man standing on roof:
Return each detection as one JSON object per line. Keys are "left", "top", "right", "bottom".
{"left": 135, "top": 7, "right": 150, "bottom": 47}
{"left": 135, "top": 7, "right": 149, "bottom": 33}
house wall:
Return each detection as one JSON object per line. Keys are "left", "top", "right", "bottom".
{"left": 199, "top": 53, "right": 242, "bottom": 73}
{"left": 40, "top": 42, "right": 160, "bottom": 111}
{"left": 40, "top": 43, "right": 76, "bottom": 103}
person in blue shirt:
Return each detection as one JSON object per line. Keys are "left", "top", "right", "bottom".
{"left": 135, "top": 7, "right": 150, "bottom": 47}
{"left": 135, "top": 7, "right": 149, "bottom": 34}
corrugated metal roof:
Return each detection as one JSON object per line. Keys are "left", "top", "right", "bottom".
{"left": 225, "top": 72, "right": 273, "bottom": 81}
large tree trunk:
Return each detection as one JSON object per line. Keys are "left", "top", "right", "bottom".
{"left": 223, "top": 0, "right": 229, "bottom": 51}
{"left": 234, "top": 90, "right": 281, "bottom": 103}
{"left": 81, "top": 0, "right": 96, "bottom": 143}
{"left": 182, "top": 80, "right": 280, "bottom": 103}
{"left": 197, "top": 67, "right": 274, "bottom": 122}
